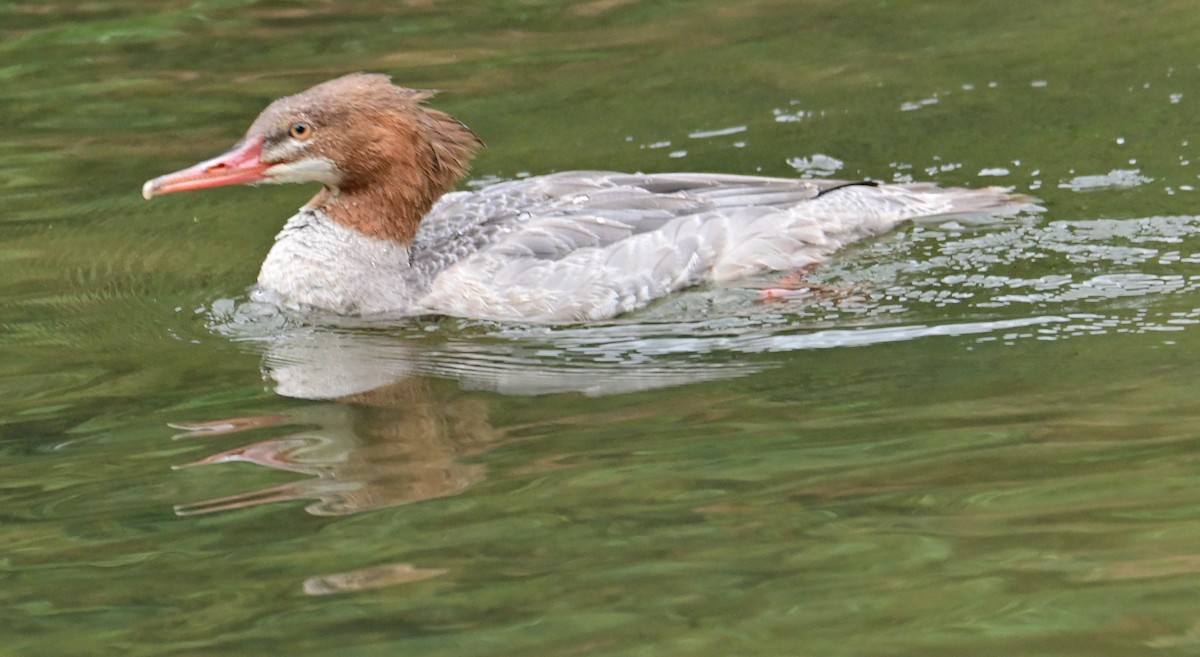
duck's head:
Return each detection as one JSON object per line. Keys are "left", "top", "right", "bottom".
{"left": 143, "top": 73, "right": 483, "bottom": 242}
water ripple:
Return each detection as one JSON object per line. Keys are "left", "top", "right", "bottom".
{"left": 193, "top": 214, "right": 1200, "bottom": 399}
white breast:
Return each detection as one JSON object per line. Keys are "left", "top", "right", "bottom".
{"left": 254, "top": 209, "right": 417, "bottom": 314}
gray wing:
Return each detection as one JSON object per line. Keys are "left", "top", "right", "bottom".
{"left": 414, "top": 171, "right": 1027, "bottom": 322}
{"left": 411, "top": 171, "right": 838, "bottom": 263}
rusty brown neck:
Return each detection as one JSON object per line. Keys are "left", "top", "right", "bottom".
{"left": 309, "top": 175, "right": 442, "bottom": 245}
{"left": 307, "top": 105, "right": 481, "bottom": 244}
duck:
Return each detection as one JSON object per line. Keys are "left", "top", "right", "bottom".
{"left": 142, "top": 73, "right": 1033, "bottom": 323}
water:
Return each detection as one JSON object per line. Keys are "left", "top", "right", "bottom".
{"left": 5, "top": 1, "right": 1200, "bottom": 654}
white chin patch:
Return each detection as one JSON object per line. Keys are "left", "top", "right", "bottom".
{"left": 263, "top": 157, "right": 341, "bottom": 186}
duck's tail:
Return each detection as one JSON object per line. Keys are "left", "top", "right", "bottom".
{"left": 898, "top": 182, "right": 1042, "bottom": 222}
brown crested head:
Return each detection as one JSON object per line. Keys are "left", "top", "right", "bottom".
{"left": 143, "top": 73, "right": 484, "bottom": 244}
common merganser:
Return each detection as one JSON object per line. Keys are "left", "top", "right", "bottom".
{"left": 143, "top": 73, "right": 1033, "bottom": 322}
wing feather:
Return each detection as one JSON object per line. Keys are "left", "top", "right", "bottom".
{"left": 412, "top": 171, "right": 1031, "bottom": 321}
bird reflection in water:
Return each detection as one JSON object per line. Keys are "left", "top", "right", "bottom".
{"left": 172, "top": 376, "right": 498, "bottom": 517}
{"left": 170, "top": 311, "right": 769, "bottom": 594}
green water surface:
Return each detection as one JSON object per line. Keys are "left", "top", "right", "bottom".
{"left": 6, "top": 1, "right": 1200, "bottom": 655}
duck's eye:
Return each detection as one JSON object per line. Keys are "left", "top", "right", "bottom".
{"left": 289, "top": 122, "right": 313, "bottom": 140}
